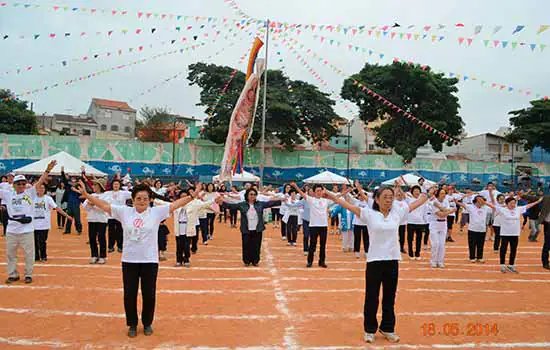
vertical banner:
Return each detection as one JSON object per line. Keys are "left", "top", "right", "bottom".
{"left": 219, "top": 37, "right": 264, "bottom": 181}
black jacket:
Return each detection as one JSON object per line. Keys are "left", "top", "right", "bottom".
{"left": 225, "top": 200, "right": 281, "bottom": 234}
{"left": 538, "top": 195, "right": 550, "bottom": 223}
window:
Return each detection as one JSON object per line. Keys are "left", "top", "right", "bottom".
{"left": 104, "top": 110, "right": 112, "bottom": 118}
{"left": 343, "top": 139, "right": 348, "bottom": 145}
{"left": 488, "top": 144, "right": 500, "bottom": 153}
{"left": 123, "top": 113, "right": 130, "bottom": 120}
{"left": 100, "top": 124, "right": 107, "bottom": 131}
{"left": 82, "top": 129, "right": 91, "bottom": 136}
{"left": 369, "top": 144, "right": 375, "bottom": 151}
{"left": 111, "top": 125, "right": 119, "bottom": 132}
{"left": 61, "top": 127, "right": 70, "bottom": 134}
{"left": 335, "top": 139, "right": 339, "bottom": 145}
{"left": 503, "top": 144, "right": 510, "bottom": 153}
{"left": 124, "top": 126, "right": 131, "bottom": 133}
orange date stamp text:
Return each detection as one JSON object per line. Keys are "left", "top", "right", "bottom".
{"left": 421, "top": 322, "right": 499, "bottom": 337}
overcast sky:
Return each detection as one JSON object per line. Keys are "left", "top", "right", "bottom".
{"left": 1, "top": 0, "right": 548, "bottom": 135}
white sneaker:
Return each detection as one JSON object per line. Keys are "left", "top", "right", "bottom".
{"left": 470, "top": 259, "right": 477, "bottom": 263}
{"left": 477, "top": 259, "right": 485, "bottom": 264}
{"left": 507, "top": 265, "right": 519, "bottom": 273}
{"left": 89, "top": 257, "right": 98, "bottom": 264}
{"left": 355, "top": 252, "right": 361, "bottom": 259}
{"left": 304, "top": 251, "right": 308, "bottom": 256}
{"left": 282, "top": 236, "right": 287, "bottom": 241}
{"left": 364, "top": 332, "right": 375, "bottom": 343}
{"left": 439, "top": 263, "right": 445, "bottom": 268}
{"left": 431, "top": 263, "right": 438, "bottom": 268}
{"left": 500, "top": 265, "right": 507, "bottom": 273}
{"left": 423, "top": 244, "right": 428, "bottom": 250}
{"left": 97, "top": 258, "right": 106, "bottom": 264}
{"left": 183, "top": 262, "right": 191, "bottom": 268}
{"left": 415, "top": 257, "right": 421, "bottom": 261}
{"left": 379, "top": 330, "right": 400, "bottom": 343}
{"left": 409, "top": 256, "right": 415, "bottom": 260}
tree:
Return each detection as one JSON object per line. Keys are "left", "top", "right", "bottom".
{"left": 0, "top": 89, "right": 38, "bottom": 134}
{"left": 506, "top": 99, "right": 550, "bottom": 152}
{"left": 136, "top": 106, "right": 178, "bottom": 142}
{"left": 341, "top": 62, "right": 464, "bottom": 162}
{"left": 187, "top": 62, "right": 340, "bottom": 150}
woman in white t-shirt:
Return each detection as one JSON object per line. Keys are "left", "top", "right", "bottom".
{"left": 406, "top": 185, "right": 427, "bottom": 260}
{"left": 492, "top": 194, "right": 506, "bottom": 253}
{"left": 496, "top": 196, "right": 542, "bottom": 273}
{"left": 429, "top": 189, "right": 455, "bottom": 268}
{"left": 279, "top": 184, "right": 292, "bottom": 240}
{"left": 456, "top": 193, "right": 497, "bottom": 263}
{"left": 33, "top": 183, "right": 70, "bottom": 262}
{"left": 83, "top": 180, "right": 109, "bottom": 264}
{"left": 325, "top": 184, "right": 431, "bottom": 344}
{"left": 74, "top": 181, "right": 196, "bottom": 338}
{"left": 103, "top": 180, "right": 132, "bottom": 253}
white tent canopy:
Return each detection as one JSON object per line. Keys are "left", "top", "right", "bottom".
{"left": 382, "top": 173, "right": 436, "bottom": 187}
{"left": 213, "top": 170, "right": 260, "bottom": 183}
{"left": 304, "top": 171, "right": 352, "bottom": 185}
{"left": 13, "top": 151, "right": 106, "bottom": 177}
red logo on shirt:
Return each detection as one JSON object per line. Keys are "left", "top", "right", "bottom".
{"left": 133, "top": 218, "right": 144, "bottom": 228}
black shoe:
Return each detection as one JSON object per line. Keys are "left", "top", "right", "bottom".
{"left": 446, "top": 237, "right": 455, "bottom": 242}
{"left": 128, "top": 326, "right": 137, "bottom": 338}
{"left": 117, "top": 248, "right": 123, "bottom": 253}
{"left": 144, "top": 326, "right": 153, "bottom": 336}
{"left": 306, "top": 263, "right": 312, "bottom": 268}
{"left": 252, "top": 262, "right": 259, "bottom": 267}
{"left": 108, "top": 248, "right": 115, "bottom": 253}
{"left": 24, "top": 277, "right": 32, "bottom": 284}
{"left": 543, "top": 265, "right": 550, "bottom": 270}
{"left": 191, "top": 250, "right": 197, "bottom": 255}
{"left": 319, "top": 262, "right": 328, "bottom": 268}
{"left": 77, "top": 232, "right": 82, "bottom": 236}
{"left": 63, "top": 232, "right": 70, "bottom": 235}
{"left": 244, "top": 262, "right": 251, "bottom": 267}
{"left": 5, "top": 276, "right": 20, "bottom": 284}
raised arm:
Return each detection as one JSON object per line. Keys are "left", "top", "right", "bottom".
{"left": 73, "top": 180, "right": 112, "bottom": 216}
{"left": 169, "top": 193, "right": 199, "bottom": 215}
{"left": 408, "top": 192, "right": 430, "bottom": 213}
{"left": 324, "top": 190, "right": 362, "bottom": 217}
{"left": 290, "top": 182, "right": 306, "bottom": 199}
{"left": 524, "top": 197, "right": 543, "bottom": 211}
{"left": 35, "top": 160, "right": 57, "bottom": 189}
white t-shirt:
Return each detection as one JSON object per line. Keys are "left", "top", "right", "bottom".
{"left": 175, "top": 207, "right": 188, "bottom": 237}
{"left": 446, "top": 193, "right": 462, "bottom": 217}
{"left": 496, "top": 206, "right": 527, "bottom": 236}
{"left": 103, "top": 190, "right": 132, "bottom": 219}
{"left": 360, "top": 202, "right": 408, "bottom": 262}
{"left": 0, "top": 187, "right": 37, "bottom": 234}
{"left": 428, "top": 198, "right": 450, "bottom": 230}
{"left": 406, "top": 196, "right": 426, "bottom": 225}
{"left": 33, "top": 194, "right": 57, "bottom": 230}
{"left": 306, "top": 197, "right": 330, "bottom": 227}
{"left": 479, "top": 190, "right": 500, "bottom": 203}
{"left": 0, "top": 182, "right": 12, "bottom": 192}
{"left": 83, "top": 193, "right": 109, "bottom": 223}
{"left": 492, "top": 203, "right": 506, "bottom": 227}
{"left": 111, "top": 205, "right": 171, "bottom": 263}
{"left": 350, "top": 197, "right": 369, "bottom": 226}
{"left": 464, "top": 204, "right": 490, "bottom": 232}
{"left": 393, "top": 199, "right": 409, "bottom": 225}
{"left": 247, "top": 206, "right": 259, "bottom": 231}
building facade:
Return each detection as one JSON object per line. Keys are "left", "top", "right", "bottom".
{"left": 36, "top": 114, "right": 98, "bottom": 137}
{"left": 443, "top": 132, "right": 527, "bottom": 162}
{"left": 86, "top": 98, "right": 136, "bottom": 138}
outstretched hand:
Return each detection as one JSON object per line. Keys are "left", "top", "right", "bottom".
{"left": 46, "top": 160, "right": 57, "bottom": 173}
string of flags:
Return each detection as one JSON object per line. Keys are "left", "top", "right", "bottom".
{"left": 13, "top": 39, "right": 217, "bottom": 99}
{"left": 301, "top": 36, "right": 549, "bottom": 100}
{"left": 281, "top": 36, "right": 460, "bottom": 144}
{"left": 129, "top": 42, "right": 239, "bottom": 103}
{"left": 2, "top": 32, "right": 221, "bottom": 78}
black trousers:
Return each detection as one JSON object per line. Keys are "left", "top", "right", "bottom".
{"left": 89, "top": 222, "right": 107, "bottom": 258}
{"left": 354, "top": 225, "right": 369, "bottom": 253}
{"left": 34, "top": 229, "right": 49, "bottom": 261}
{"left": 468, "top": 230, "right": 487, "bottom": 260}
{"left": 500, "top": 236, "right": 519, "bottom": 265}
{"left": 199, "top": 218, "right": 208, "bottom": 243}
{"left": 57, "top": 211, "right": 66, "bottom": 228}
{"left": 122, "top": 262, "right": 158, "bottom": 328}
{"left": 242, "top": 230, "right": 262, "bottom": 265}
{"left": 229, "top": 208, "right": 238, "bottom": 226}
{"left": 542, "top": 222, "right": 550, "bottom": 266}
{"left": 158, "top": 230, "right": 168, "bottom": 252}
{"left": 281, "top": 220, "right": 287, "bottom": 238}
{"left": 330, "top": 215, "right": 340, "bottom": 230}
{"left": 308, "top": 226, "right": 327, "bottom": 265}
{"left": 192, "top": 226, "right": 200, "bottom": 253}
{"left": 108, "top": 219, "right": 123, "bottom": 250}
{"left": 176, "top": 236, "right": 191, "bottom": 263}
{"left": 207, "top": 213, "right": 216, "bottom": 237}
{"left": 271, "top": 208, "right": 280, "bottom": 222}
{"left": 399, "top": 225, "right": 406, "bottom": 252}
{"left": 407, "top": 224, "right": 424, "bottom": 258}
{"left": 218, "top": 206, "right": 227, "bottom": 223}
{"left": 364, "top": 260, "right": 399, "bottom": 334}
{"left": 493, "top": 226, "right": 501, "bottom": 251}
{"left": 447, "top": 216, "right": 454, "bottom": 231}
{"left": 286, "top": 215, "right": 298, "bottom": 243}
{"left": 423, "top": 224, "right": 430, "bottom": 245}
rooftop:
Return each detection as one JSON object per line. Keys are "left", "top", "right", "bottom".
{"left": 92, "top": 98, "right": 136, "bottom": 112}
{"left": 52, "top": 114, "right": 97, "bottom": 125}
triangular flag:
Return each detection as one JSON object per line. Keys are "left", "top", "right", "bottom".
{"left": 493, "top": 40, "right": 500, "bottom": 47}
{"left": 512, "top": 25, "right": 525, "bottom": 35}
{"left": 511, "top": 41, "right": 518, "bottom": 49}
{"left": 493, "top": 25, "right": 503, "bottom": 34}
{"left": 541, "top": 44, "right": 547, "bottom": 52}
{"left": 502, "top": 41, "right": 508, "bottom": 48}
{"left": 466, "top": 38, "right": 473, "bottom": 46}
{"left": 537, "top": 25, "right": 550, "bottom": 34}
{"left": 151, "top": 28, "right": 156, "bottom": 33}
{"left": 474, "top": 25, "right": 482, "bottom": 35}
{"left": 530, "top": 43, "right": 536, "bottom": 51}
{"left": 33, "top": 34, "right": 40, "bottom": 39}
{"left": 483, "top": 39, "right": 489, "bottom": 47}
{"left": 424, "top": 25, "right": 431, "bottom": 31}
{"left": 458, "top": 37, "right": 465, "bottom": 45}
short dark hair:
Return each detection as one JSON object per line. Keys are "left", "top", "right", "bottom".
{"left": 312, "top": 184, "right": 324, "bottom": 191}
{"left": 372, "top": 187, "right": 394, "bottom": 212}
{"left": 289, "top": 189, "right": 297, "bottom": 194}
{"left": 473, "top": 195, "right": 485, "bottom": 205}
{"left": 411, "top": 185, "right": 421, "bottom": 194}
{"left": 245, "top": 188, "right": 258, "bottom": 202}
{"left": 497, "top": 194, "right": 505, "bottom": 201}
{"left": 434, "top": 188, "right": 446, "bottom": 198}
{"left": 131, "top": 183, "right": 152, "bottom": 200}
{"left": 505, "top": 197, "right": 517, "bottom": 205}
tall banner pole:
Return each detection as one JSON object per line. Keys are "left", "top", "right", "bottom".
{"left": 260, "top": 19, "right": 269, "bottom": 188}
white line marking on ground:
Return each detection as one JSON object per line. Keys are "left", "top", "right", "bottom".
{"left": 0, "top": 336, "right": 70, "bottom": 348}
{"left": 286, "top": 288, "right": 517, "bottom": 294}
{"left": 263, "top": 239, "right": 299, "bottom": 350}
{"left": 281, "top": 277, "right": 550, "bottom": 283}
{"left": 0, "top": 285, "right": 272, "bottom": 295}
{"left": 302, "top": 342, "right": 550, "bottom": 349}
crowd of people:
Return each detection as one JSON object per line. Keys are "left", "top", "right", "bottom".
{"left": 1, "top": 166, "right": 550, "bottom": 343}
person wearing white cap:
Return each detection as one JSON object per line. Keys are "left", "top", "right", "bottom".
{"left": 1, "top": 161, "right": 57, "bottom": 284}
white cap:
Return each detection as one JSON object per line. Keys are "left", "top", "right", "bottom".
{"left": 13, "top": 175, "right": 27, "bottom": 183}
{"left": 7, "top": 172, "right": 15, "bottom": 177}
